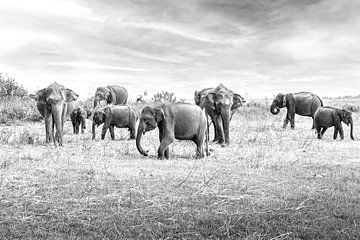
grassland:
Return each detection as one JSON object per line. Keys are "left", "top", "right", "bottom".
{"left": 1, "top": 98, "right": 360, "bottom": 239}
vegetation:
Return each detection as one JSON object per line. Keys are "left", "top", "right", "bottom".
{"left": 0, "top": 97, "right": 359, "bottom": 239}
{"left": 151, "top": 91, "right": 182, "bottom": 103}
{"left": 0, "top": 73, "right": 42, "bottom": 123}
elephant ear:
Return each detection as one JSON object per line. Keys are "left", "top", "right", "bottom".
{"left": 206, "top": 93, "right": 216, "bottom": 110}
{"left": 154, "top": 107, "right": 165, "bottom": 123}
{"left": 231, "top": 93, "right": 245, "bottom": 110}
{"left": 103, "top": 106, "right": 112, "bottom": 117}
{"left": 106, "top": 87, "right": 116, "bottom": 104}
{"left": 65, "top": 88, "right": 79, "bottom": 102}
{"left": 340, "top": 109, "right": 350, "bottom": 120}
{"left": 194, "top": 91, "right": 200, "bottom": 105}
{"left": 29, "top": 88, "right": 46, "bottom": 103}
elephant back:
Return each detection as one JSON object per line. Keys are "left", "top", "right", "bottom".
{"left": 108, "top": 85, "right": 128, "bottom": 105}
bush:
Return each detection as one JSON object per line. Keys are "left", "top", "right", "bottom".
{"left": 152, "top": 91, "right": 178, "bottom": 103}
{"left": 0, "top": 73, "right": 42, "bottom": 122}
{"left": 0, "top": 73, "right": 28, "bottom": 98}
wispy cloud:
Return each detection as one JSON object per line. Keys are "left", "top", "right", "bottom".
{"left": 0, "top": 0, "right": 359, "bottom": 99}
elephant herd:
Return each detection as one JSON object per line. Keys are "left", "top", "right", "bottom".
{"left": 28, "top": 82, "right": 355, "bottom": 159}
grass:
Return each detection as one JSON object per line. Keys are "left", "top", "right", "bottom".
{"left": 1, "top": 98, "right": 360, "bottom": 239}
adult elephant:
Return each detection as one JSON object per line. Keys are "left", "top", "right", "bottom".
{"left": 93, "top": 85, "right": 128, "bottom": 108}
{"left": 270, "top": 92, "right": 323, "bottom": 129}
{"left": 314, "top": 107, "right": 354, "bottom": 140}
{"left": 70, "top": 106, "right": 91, "bottom": 134}
{"left": 136, "top": 103, "right": 208, "bottom": 160}
{"left": 195, "top": 84, "right": 245, "bottom": 146}
{"left": 29, "top": 82, "right": 78, "bottom": 146}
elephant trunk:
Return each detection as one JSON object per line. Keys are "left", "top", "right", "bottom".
{"left": 136, "top": 123, "right": 148, "bottom": 156}
{"left": 52, "top": 104, "right": 63, "bottom": 146}
{"left": 350, "top": 117, "right": 354, "bottom": 140}
{"left": 81, "top": 114, "right": 86, "bottom": 130}
{"left": 221, "top": 110, "right": 230, "bottom": 145}
{"left": 270, "top": 103, "right": 280, "bottom": 115}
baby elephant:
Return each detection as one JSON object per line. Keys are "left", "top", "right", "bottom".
{"left": 70, "top": 106, "right": 91, "bottom": 134}
{"left": 314, "top": 107, "right": 354, "bottom": 140}
{"left": 92, "top": 105, "right": 137, "bottom": 140}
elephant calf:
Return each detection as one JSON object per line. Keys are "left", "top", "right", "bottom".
{"left": 70, "top": 106, "right": 91, "bottom": 134}
{"left": 314, "top": 107, "right": 354, "bottom": 140}
{"left": 92, "top": 105, "right": 137, "bottom": 140}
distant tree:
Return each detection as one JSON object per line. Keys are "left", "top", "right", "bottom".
{"left": 152, "top": 91, "right": 178, "bottom": 103}
{"left": 0, "top": 73, "right": 28, "bottom": 98}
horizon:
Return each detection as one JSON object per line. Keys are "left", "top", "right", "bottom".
{"left": 1, "top": 0, "right": 359, "bottom": 100}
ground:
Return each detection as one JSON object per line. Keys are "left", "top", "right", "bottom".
{"left": 1, "top": 98, "right": 360, "bottom": 239}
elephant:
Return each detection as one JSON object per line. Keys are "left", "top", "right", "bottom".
{"left": 93, "top": 85, "right": 128, "bottom": 108}
{"left": 270, "top": 92, "right": 323, "bottom": 129}
{"left": 195, "top": 84, "right": 245, "bottom": 146}
{"left": 29, "top": 82, "right": 78, "bottom": 146}
{"left": 314, "top": 107, "right": 354, "bottom": 140}
{"left": 92, "top": 105, "right": 137, "bottom": 140}
{"left": 136, "top": 103, "right": 208, "bottom": 160}
{"left": 70, "top": 106, "right": 92, "bottom": 134}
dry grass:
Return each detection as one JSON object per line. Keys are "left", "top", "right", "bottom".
{"left": 1, "top": 98, "right": 360, "bottom": 239}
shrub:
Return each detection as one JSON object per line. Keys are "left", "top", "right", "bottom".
{"left": 0, "top": 73, "right": 42, "bottom": 122}
{"left": 152, "top": 91, "right": 178, "bottom": 103}
{"left": 0, "top": 73, "right": 28, "bottom": 98}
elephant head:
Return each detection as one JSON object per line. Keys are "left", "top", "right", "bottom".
{"left": 194, "top": 88, "right": 214, "bottom": 109}
{"left": 91, "top": 109, "right": 106, "bottom": 139}
{"left": 270, "top": 93, "right": 287, "bottom": 115}
{"left": 339, "top": 109, "right": 354, "bottom": 140}
{"left": 136, "top": 106, "right": 164, "bottom": 156}
{"left": 93, "top": 87, "right": 115, "bottom": 108}
{"left": 30, "top": 82, "right": 78, "bottom": 145}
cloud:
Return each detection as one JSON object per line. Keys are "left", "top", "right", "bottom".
{"left": 0, "top": 0, "right": 359, "bottom": 100}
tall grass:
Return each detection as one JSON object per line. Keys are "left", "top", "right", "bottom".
{"left": 0, "top": 98, "right": 360, "bottom": 239}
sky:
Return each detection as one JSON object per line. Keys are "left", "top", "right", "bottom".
{"left": 0, "top": 0, "right": 359, "bottom": 101}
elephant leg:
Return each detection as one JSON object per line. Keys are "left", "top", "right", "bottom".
{"left": 101, "top": 125, "right": 108, "bottom": 140}
{"left": 129, "top": 127, "right": 136, "bottom": 139}
{"left": 320, "top": 127, "right": 327, "bottom": 138}
{"left": 333, "top": 128, "right": 338, "bottom": 140}
{"left": 194, "top": 138, "right": 204, "bottom": 159}
{"left": 109, "top": 126, "right": 115, "bottom": 140}
{"left": 289, "top": 116, "right": 295, "bottom": 129}
{"left": 45, "top": 114, "right": 53, "bottom": 143}
{"left": 75, "top": 122, "right": 80, "bottom": 134}
{"left": 212, "top": 121, "right": 218, "bottom": 142}
{"left": 164, "top": 147, "right": 170, "bottom": 160}
{"left": 283, "top": 118, "right": 289, "bottom": 129}
{"left": 80, "top": 120, "right": 85, "bottom": 134}
{"left": 158, "top": 136, "right": 174, "bottom": 160}
{"left": 316, "top": 126, "right": 322, "bottom": 139}
{"left": 72, "top": 122, "right": 76, "bottom": 134}
{"left": 335, "top": 121, "right": 344, "bottom": 140}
